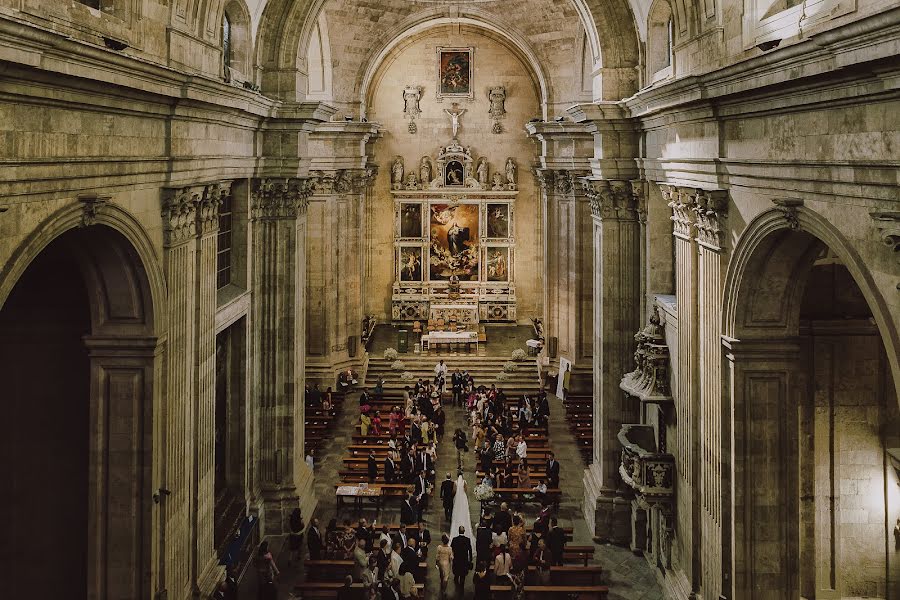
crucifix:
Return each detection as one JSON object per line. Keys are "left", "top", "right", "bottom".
{"left": 444, "top": 102, "right": 467, "bottom": 139}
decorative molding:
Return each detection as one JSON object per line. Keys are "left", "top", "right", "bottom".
{"left": 583, "top": 178, "right": 637, "bottom": 220}
{"left": 772, "top": 197, "right": 803, "bottom": 231}
{"left": 631, "top": 179, "right": 647, "bottom": 225}
{"left": 197, "top": 182, "right": 230, "bottom": 236}
{"left": 161, "top": 186, "right": 202, "bottom": 246}
{"left": 869, "top": 211, "right": 900, "bottom": 252}
{"left": 250, "top": 178, "right": 315, "bottom": 220}
{"left": 78, "top": 194, "right": 111, "bottom": 228}
{"left": 535, "top": 169, "right": 589, "bottom": 197}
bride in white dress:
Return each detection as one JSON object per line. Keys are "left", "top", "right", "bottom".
{"left": 449, "top": 472, "right": 475, "bottom": 552}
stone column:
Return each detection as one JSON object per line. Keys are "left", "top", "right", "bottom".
{"left": 535, "top": 168, "right": 593, "bottom": 390}
{"left": 249, "top": 177, "right": 317, "bottom": 535}
{"left": 160, "top": 186, "right": 200, "bottom": 600}
{"left": 581, "top": 178, "right": 643, "bottom": 543}
{"left": 305, "top": 168, "right": 377, "bottom": 385}
{"left": 693, "top": 188, "right": 728, "bottom": 600}
{"left": 192, "top": 183, "right": 228, "bottom": 593}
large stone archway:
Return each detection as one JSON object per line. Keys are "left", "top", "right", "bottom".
{"left": 0, "top": 205, "right": 162, "bottom": 600}
{"left": 720, "top": 206, "right": 900, "bottom": 599}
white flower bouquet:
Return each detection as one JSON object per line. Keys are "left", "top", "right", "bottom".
{"left": 474, "top": 483, "right": 495, "bottom": 502}
{"left": 502, "top": 361, "right": 517, "bottom": 373}
{"left": 511, "top": 348, "right": 526, "bottom": 361}
{"left": 384, "top": 347, "right": 399, "bottom": 360}
{"left": 391, "top": 360, "right": 406, "bottom": 371}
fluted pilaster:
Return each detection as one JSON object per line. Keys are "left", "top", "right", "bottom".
{"left": 536, "top": 168, "right": 593, "bottom": 388}
{"left": 250, "top": 177, "right": 316, "bottom": 535}
{"left": 581, "top": 177, "right": 643, "bottom": 544}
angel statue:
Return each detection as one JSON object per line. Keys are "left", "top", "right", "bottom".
{"left": 391, "top": 156, "right": 404, "bottom": 190}
{"left": 476, "top": 158, "right": 489, "bottom": 188}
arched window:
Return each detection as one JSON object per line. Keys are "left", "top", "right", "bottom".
{"left": 222, "top": 13, "right": 232, "bottom": 75}
{"left": 647, "top": 0, "right": 675, "bottom": 84}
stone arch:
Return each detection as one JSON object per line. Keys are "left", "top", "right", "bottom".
{"left": 0, "top": 201, "right": 164, "bottom": 599}
{"left": 721, "top": 204, "right": 899, "bottom": 599}
{"left": 357, "top": 12, "right": 549, "bottom": 120}
{"left": 722, "top": 205, "right": 899, "bottom": 393}
{"left": 646, "top": 0, "right": 675, "bottom": 80}
{"left": 254, "top": 0, "right": 640, "bottom": 101}
{"left": 221, "top": 0, "right": 254, "bottom": 80}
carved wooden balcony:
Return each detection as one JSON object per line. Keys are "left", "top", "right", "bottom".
{"left": 617, "top": 424, "right": 675, "bottom": 503}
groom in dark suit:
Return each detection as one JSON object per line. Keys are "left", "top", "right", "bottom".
{"left": 439, "top": 473, "right": 455, "bottom": 521}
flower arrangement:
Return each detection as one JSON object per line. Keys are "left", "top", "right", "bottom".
{"left": 502, "top": 361, "right": 517, "bottom": 373}
{"left": 473, "top": 483, "right": 495, "bottom": 502}
{"left": 400, "top": 371, "right": 416, "bottom": 381}
{"left": 391, "top": 360, "right": 406, "bottom": 371}
{"left": 511, "top": 348, "right": 526, "bottom": 361}
{"left": 384, "top": 347, "right": 399, "bottom": 360}
{"left": 496, "top": 372, "right": 511, "bottom": 382}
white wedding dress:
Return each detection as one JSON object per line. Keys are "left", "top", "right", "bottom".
{"left": 449, "top": 474, "right": 475, "bottom": 552}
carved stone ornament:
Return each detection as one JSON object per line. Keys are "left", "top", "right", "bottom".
{"left": 391, "top": 156, "right": 405, "bottom": 191}
{"left": 505, "top": 157, "right": 517, "bottom": 190}
{"left": 488, "top": 86, "right": 507, "bottom": 120}
{"left": 78, "top": 194, "right": 110, "bottom": 228}
{"left": 619, "top": 306, "right": 672, "bottom": 403}
{"left": 197, "top": 182, "right": 230, "bottom": 235}
{"left": 662, "top": 184, "right": 695, "bottom": 239}
{"left": 250, "top": 178, "right": 315, "bottom": 220}
{"left": 869, "top": 211, "right": 900, "bottom": 252}
{"left": 536, "top": 169, "right": 588, "bottom": 197}
{"left": 583, "top": 179, "right": 637, "bottom": 220}
{"left": 161, "top": 187, "right": 202, "bottom": 246}
{"left": 691, "top": 188, "right": 728, "bottom": 248}
{"left": 402, "top": 85, "right": 422, "bottom": 120}
{"left": 772, "top": 197, "right": 803, "bottom": 231}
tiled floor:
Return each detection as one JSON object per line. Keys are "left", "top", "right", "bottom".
{"left": 254, "top": 339, "right": 665, "bottom": 599}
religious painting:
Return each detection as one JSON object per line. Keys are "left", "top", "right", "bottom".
{"left": 400, "top": 203, "right": 422, "bottom": 238}
{"left": 437, "top": 47, "right": 473, "bottom": 100}
{"left": 445, "top": 160, "right": 465, "bottom": 187}
{"left": 486, "top": 203, "right": 510, "bottom": 238}
{"left": 429, "top": 203, "right": 479, "bottom": 281}
{"left": 486, "top": 246, "right": 510, "bottom": 282}
{"left": 399, "top": 246, "right": 423, "bottom": 282}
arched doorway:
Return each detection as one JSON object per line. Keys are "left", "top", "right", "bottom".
{"left": 723, "top": 212, "right": 900, "bottom": 599}
{"left": 0, "top": 224, "right": 157, "bottom": 599}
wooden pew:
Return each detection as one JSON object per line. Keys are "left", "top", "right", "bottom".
{"left": 490, "top": 584, "right": 609, "bottom": 599}
{"left": 293, "top": 582, "right": 424, "bottom": 599}
{"left": 303, "top": 559, "right": 427, "bottom": 582}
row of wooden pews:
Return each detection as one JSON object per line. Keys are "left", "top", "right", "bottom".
{"left": 563, "top": 393, "right": 593, "bottom": 464}
{"left": 305, "top": 390, "right": 345, "bottom": 456}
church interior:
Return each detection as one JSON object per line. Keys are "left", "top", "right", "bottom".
{"left": 0, "top": 0, "right": 898, "bottom": 598}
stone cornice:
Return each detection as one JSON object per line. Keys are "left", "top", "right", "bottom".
{"left": 869, "top": 210, "right": 900, "bottom": 252}
{"left": 308, "top": 168, "right": 377, "bottom": 196}
{"left": 582, "top": 178, "right": 638, "bottom": 221}
{"left": 250, "top": 178, "right": 315, "bottom": 220}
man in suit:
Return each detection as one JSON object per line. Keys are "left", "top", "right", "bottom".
{"left": 367, "top": 451, "right": 378, "bottom": 483}
{"left": 393, "top": 523, "right": 410, "bottom": 550}
{"left": 450, "top": 526, "right": 473, "bottom": 588}
{"left": 400, "top": 450, "right": 414, "bottom": 483}
{"left": 400, "top": 538, "right": 419, "bottom": 572}
{"left": 413, "top": 470, "right": 429, "bottom": 520}
{"left": 412, "top": 521, "right": 431, "bottom": 558}
{"left": 475, "top": 515, "right": 493, "bottom": 563}
{"left": 548, "top": 517, "right": 566, "bottom": 566}
{"left": 359, "top": 387, "right": 370, "bottom": 407}
{"left": 439, "top": 473, "right": 455, "bottom": 520}
{"left": 400, "top": 493, "right": 417, "bottom": 526}
{"left": 546, "top": 451, "right": 560, "bottom": 489}
{"left": 493, "top": 502, "right": 512, "bottom": 534}
{"left": 307, "top": 517, "right": 324, "bottom": 560}
{"left": 384, "top": 453, "right": 397, "bottom": 483}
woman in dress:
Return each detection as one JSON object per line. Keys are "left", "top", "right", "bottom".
{"left": 507, "top": 515, "right": 527, "bottom": 559}
{"left": 340, "top": 519, "right": 357, "bottom": 559}
{"left": 435, "top": 533, "right": 454, "bottom": 597}
{"left": 323, "top": 387, "right": 333, "bottom": 413}
{"left": 398, "top": 563, "right": 418, "bottom": 599}
{"left": 517, "top": 461, "right": 531, "bottom": 488}
{"left": 325, "top": 518, "right": 341, "bottom": 558}
{"left": 254, "top": 541, "right": 279, "bottom": 600}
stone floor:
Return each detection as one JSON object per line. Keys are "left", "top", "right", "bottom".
{"left": 248, "top": 343, "right": 665, "bottom": 600}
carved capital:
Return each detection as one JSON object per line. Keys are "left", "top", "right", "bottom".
{"left": 309, "top": 168, "right": 376, "bottom": 196}
{"left": 631, "top": 179, "right": 647, "bottom": 224}
{"left": 662, "top": 184, "right": 695, "bottom": 239}
{"left": 772, "top": 198, "right": 803, "bottom": 231}
{"left": 536, "top": 169, "right": 588, "bottom": 197}
{"left": 196, "top": 181, "right": 231, "bottom": 236}
{"left": 161, "top": 187, "right": 202, "bottom": 246}
{"left": 78, "top": 194, "right": 111, "bottom": 228}
{"left": 583, "top": 179, "right": 637, "bottom": 220}
{"left": 250, "top": 178, "right": 315, "bottom": 220}
{"left": 690, "top": 189, "right": 728, "bottom": 249}
{"left": 870, "top": 211, "right": 900, "bottom": 252}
